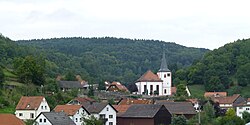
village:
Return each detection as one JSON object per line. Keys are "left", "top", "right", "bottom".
{"left": 1, "top": 52, "right": 250, "bottom": 125}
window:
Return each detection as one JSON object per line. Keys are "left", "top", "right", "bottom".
{"left": 164, "top": 89, "right": 167, "bottom": 94}
{"left": 109, "top": 115, "right": 113, "bottom": 118}
{"left": 109, "top": 122, "right": 113, "bottom": 125}
{"left": 30, "top": 113, "right": 34, "bottom": 118}
{"left": 44, "top": 119, "right": 46, "bottom": 123}
{"left": 39, "top": 119, "right": 42, "bottom": 122}
{"left": 247, "top": 108, "right": 250, "bottom": 110}
{"left": 107, "top": 107, "right": 109, "bottom": 111}
{"left": 80, "top": 118, "right": 82, "bottom": 122}
{"left": 77, "top": 110, "right": 79, "bottom": 114}
{"left": 167, "top": 73, "right": 170, "bottom": 77}
{"left": 45, "top": 106, "right": 47, "bottom": 109}
{"left": 76, "top": 118, "right": 78, "bottom": 122}
{"left": 144, "top": 85, "right": 147, "bottom": 94}
{"left": 19, "top": 113, "right": 23, "bottom": 117}
{"left": 164, "top": 74, "right": 166, "bottom": 78}
{"left": 41, "top": 106, "right": 43, "bottom": 109}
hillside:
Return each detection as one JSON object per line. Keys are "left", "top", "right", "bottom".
{"left": 17, "top": 37, "right": 209, "bottom": 84}
{"left": 176, "top": 38, "right": 250, "bottom": 95}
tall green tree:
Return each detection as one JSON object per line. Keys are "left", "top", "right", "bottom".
{"left": 216, "top": 108, "right": 245, "bottom": 125}
{"left": 14, "top": 56, "right": 45, "bottom": 85}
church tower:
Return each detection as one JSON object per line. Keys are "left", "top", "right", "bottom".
{"left": 157, "top": 51, "right": 172, "bottom": 95}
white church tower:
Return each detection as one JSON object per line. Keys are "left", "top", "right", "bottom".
{"left": 157, "top": 51, "right": 172, "bottom": 95}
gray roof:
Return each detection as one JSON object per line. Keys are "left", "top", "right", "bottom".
{"left": 84, "top": 102, "right": 117, "bottom": 114}
{"left": 158, "top": 51, "right": 170, "bottom": 72}
{"left": 58, "top": 81, "right": 87, "bottom": 89}
{"left": 120, "top": 104, "right": 166, "bottom": 118}
{"left": 155, "top": 101, "right": 196, "bottom": 115}
{"left": 38, "top": 112, "right": 76, "bottom": 125}
{"left": 85, "top": 102, "right": 108, "bottom": 113}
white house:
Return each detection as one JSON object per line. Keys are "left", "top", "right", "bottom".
{"left": 15, "top": 96, "right": 50, "bottom": 120}
{"left": 54, "top": 105, "right": 90, "bottom": 125}
{"left": 236, "top": 98, "right": 250, "bottom": 118}
{"left": 135, "top": 52, "right": 172, "bottom": 96}
{"left": 34, "top": 112, "right": 75, "bottom": 125}
{"left": 85, "top": 102, "right": 117, "bottom": 125}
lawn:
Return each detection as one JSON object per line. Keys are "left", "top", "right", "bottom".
{"left": 0, "top": 106, "right": 15, "bottom": 114}
{"left": 188, "top": 84, "right": 205, "bottom": 98}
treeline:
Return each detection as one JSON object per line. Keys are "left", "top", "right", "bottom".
{"left": 174, "top": 38, "right": 250, "bottom": 92}
{"left": 16, "top": 37, "right": 208, "bottom": 85}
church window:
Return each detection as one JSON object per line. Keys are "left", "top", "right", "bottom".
{"left": 164, "top": 89, "right": 167, "bottom": 94}
{"left": 164, "top": 74, "right": 166, "bottom": 78}
{"left": 167, "top": 73, "right": 170, "bottom": 77}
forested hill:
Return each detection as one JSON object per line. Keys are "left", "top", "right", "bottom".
{"left": 176, "top": 38, "right": 250, "bottom": 92}
{"left": 17, "top": 37, "right": 209, "bottom": 84}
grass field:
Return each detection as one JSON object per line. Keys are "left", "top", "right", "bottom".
{"left": 188, "top": 84, "right": 205, "bottom": 98}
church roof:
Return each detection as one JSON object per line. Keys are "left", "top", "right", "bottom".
{"left": 159, "top": 51, "right": 170, "bottom": 72}
{"left": 137, "top": 70, "right": 162, "bottom": 82}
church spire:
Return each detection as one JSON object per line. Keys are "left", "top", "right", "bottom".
{"left": 159, "top": 51, "right": 170, "bottom": 72}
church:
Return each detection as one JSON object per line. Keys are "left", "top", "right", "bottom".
{"left": 135, "top": 52, "right": 172, "bottom": 96}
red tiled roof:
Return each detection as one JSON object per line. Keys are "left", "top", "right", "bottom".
{"left": 118, "top": 98, "right": 153, "bottom": 105}
{"left": 0, "top": 114, "right": 25, "bottom": 125}
{"left": 16, "top": 96, "right": 44, "bottom": 110}
{"left": 137, "top": 70, "right": 162, "bottom": 82}
{"left": 204, "top": 92, "right": 227, "bottom": 98}
{"left": 54, "top": 105, "right": 82, "bottom": 116}
{"left": 213, "top": 94, "right": 240, "bottom": 104}
{"left": 74, "top": 97, "right": 95, "bottom": 104}
{"left": 113, "top": 105, "right": 131, "bottom": 113}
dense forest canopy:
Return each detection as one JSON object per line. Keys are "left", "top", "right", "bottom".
{"left": 177, "top": 39, "right": 250, "bottom": 92}
{"left": 16, "top": 37, "right": 209, "bottom": 85}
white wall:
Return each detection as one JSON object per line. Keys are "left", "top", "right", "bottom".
{"left": 34, "top": 114, "right": 52, "bottom": 125}
{"left": 236, "top": 106, "right": 250, "bottom": 118}
{"left": 16, "top": 110, "right": 36, "bottom": 120}
{"left": 157, "top": 71, "right": 172, "bottom": 96}
{"left": 136, "top": 81, "right": 163, "bottom": 95}
{"left": 99, "top": 104, "right": 116, "bottom": 125}
{"left": 71, "top": 107, "right": 90, "bottom": 125}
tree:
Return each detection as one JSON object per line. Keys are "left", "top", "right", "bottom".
{"left": 242, "top": 111, "right": 250, "bottom": 123}
{"left": 171, "top": 115, "right": 187, "bottom": 125}
{"left": 14, "top": 56, "right": 45, "bottom": 85}
{"left": 216, "top": 108, "right": 245, "bottom": 125}
{"left": 65, "top": 70, "right": 75, "bottom": 81}
{"left": 237, "top": 63, "right": 250, "bottom": 86}
{"left": 175, "top": 83, "right": 188, "bottom": 101}
{"left": 82, "top": 115, "right": 103, "bottom": 125}
{"left": 0, "top": 67, "right": 4, "bottom": 87}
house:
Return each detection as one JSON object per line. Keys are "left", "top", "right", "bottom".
{"left": 58, "top": 81, "right": 88, "bottom": 92}
{"left": 0, "top": 114, "right": 25, "bottom": 125}
{"left": 235, "top": 98, "right": 250, "bottom": 118}
{"left": 15, "top": 96, "right": 50, "bottom": 120}
{"left": 117, "top": 98, "right": 153, "bottom": 105}
{"left": 34, "top": 112, "right": 76, "bottom": 125}
{"left": 53, "top": 105, "right": 90, "bottom": 125}
{"left": 84, "top": 102, "right": 117, "bottom": 125}
{"left": 67, "top": 97, "right": 96, "bottom": 105}
{"left": 135, "top": 52, "right": 172, "bottom": 96}
{"left": 212, "top": 94, "right": 245, "bottom": 109}
{"left": 117, "top": 104, "right": 172, "bottom": 125}
{"left": 186, "top": 98, "right": 200, "bottom": 112}
{"left": 106, "top": 82, "right": 129, "bottom": 92}
{"left": 155, "top": 101, "right": 196, "bottom": 119}
{"left": 204, "top": 92, "right": 227, "bottom": 98}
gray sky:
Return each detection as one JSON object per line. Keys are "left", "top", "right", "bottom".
{"left": 0, "top": 0, "right": 250, "bottom": 50}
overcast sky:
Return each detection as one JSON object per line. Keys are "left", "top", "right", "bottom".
{"left": 1, "top": 0, "right": 250, "bottom": 49}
